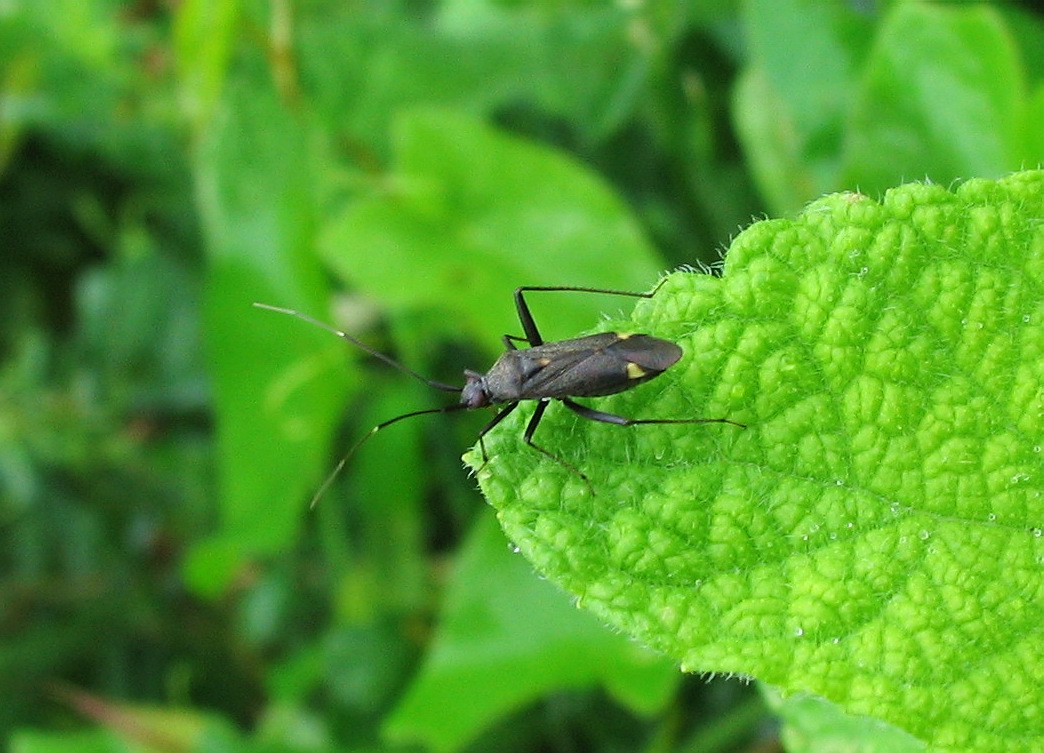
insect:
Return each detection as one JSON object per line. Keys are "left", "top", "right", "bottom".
{"left": 255, "top": 281, "right": 744, "bottom": 502}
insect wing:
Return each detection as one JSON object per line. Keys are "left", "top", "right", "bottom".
{"left": 515, "top": 333, "right": 682, "bottom": 399}
{"left": 612, "top": 334, "right": 683, "bottom": 371}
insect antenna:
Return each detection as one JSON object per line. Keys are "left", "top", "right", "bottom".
{"left": 309, "top": 402, "right": 472, "bottom": 509}
{"left": 252, "top": 303, "right": 463, "bottom": 393}
{"left": 253, "top": 302, "right": 471, "bottom": 507}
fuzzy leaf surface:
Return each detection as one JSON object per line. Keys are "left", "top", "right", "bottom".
{"left": 472, "top": 171, "right": 1044, "bottom": 753}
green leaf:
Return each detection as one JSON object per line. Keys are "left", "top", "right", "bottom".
{"left": 764, "top": 687, "right": 926, "bottom": 753}
{"left": 735, "top": 3, "right": 1040, "bottom": 214}
{"left": 16, "top": 688, "right": 223, "bottom": 753}
{"left": 733, "top": 0, "right": 871, "bottom": 214}
{"left": 332, "top": 379, "right": 431, "bottom": 616}
{"left": 190, "top": 77, "right": 351, "bottom": 596}
{"left": 172, "top": 0, "right": 240, "bottom": 129}
{"left": 384, "top": 514, "right": 679, "bottom": 752}
{"left": 473, "top": 171, "right": 1044, "bottom": 753}
{"left": 10, "top": 730, "right": 126, "bottom": 753}
{"left": 844, "top": 4, "right": 1026, "bottom": 194}
{"left": 299, "top": 6, "right": 655, "bottom": 153}
{"left": 319, "top": 109, "right": 665, "bottom": 350}
{"left": 1028, "top": 82, "right": 1044, "bottom": 166}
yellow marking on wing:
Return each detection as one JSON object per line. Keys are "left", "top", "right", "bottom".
{"left": 626, "top": 362, "right": 647, "bottom": 379}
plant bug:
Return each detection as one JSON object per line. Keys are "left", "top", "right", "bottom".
{"left": 255, "top": 281, "right": 744, "bottom": 502}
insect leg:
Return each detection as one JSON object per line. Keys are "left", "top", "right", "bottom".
{"left": 561, "top": 397, "right": 746, "bottom": 428}
{"left": 475, "top": 401, "right": 520, "bottom": 464}
{"left": 502, "top": 334, "right": 530, "bottom": 350}
{"left": 513, "top": 288, "right": 546, "bottom": 345}
{"left": 521, "top": 400, "right": 594, "bottom": 493}
{"left": 512, "top": 280, "right": 671, "bottom": 347}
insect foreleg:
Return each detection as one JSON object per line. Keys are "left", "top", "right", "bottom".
{"left": 475, "top": 401, "right": 520, "bottom": 465}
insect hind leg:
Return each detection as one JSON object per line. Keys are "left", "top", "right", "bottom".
{"left": 561, "top": 398, "right": 745, "bottom": 428}
{"left": 521, "top": 401, "right": 595, "bottom": 494}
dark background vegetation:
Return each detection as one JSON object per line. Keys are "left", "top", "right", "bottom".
{"left": 2, "top": 2, "right": 1041, "bottom": 752}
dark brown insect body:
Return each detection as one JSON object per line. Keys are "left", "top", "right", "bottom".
{"left": 462, "top": 332, "right": 680, "bottom": 407}
{"left": 256, "top": 282, "right": 743, "bottom": 501}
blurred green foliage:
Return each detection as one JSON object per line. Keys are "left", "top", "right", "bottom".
{"left": 1, "top": 2, "right": 1040, "bottom": 753}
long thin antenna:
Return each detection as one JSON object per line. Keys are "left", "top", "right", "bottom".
{"left": 253, "top": 303, "right": 462, "bottom": 392}
{"left": 309, "top": 403, "right": 472, "bottom": 508}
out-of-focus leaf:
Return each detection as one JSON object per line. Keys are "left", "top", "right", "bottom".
{"left": 733, "top": 0, "right": 871, "bottom": 215}
{"left": 10, "top": 729, "right": 125, "bottom": 753}
{"left": 301, "top": 5, "right": 657, "bottom": 153}
{"left": 384, "top": 513, "right": 679, "bottom": 752}
{"left": 1026, "top": 83, "right": 1044, "bottom": 166}
{"left": 173, "top": 0, "right": 240, "bottom": 129}
{"left": 189, "top": 76, "right": 351, "bottom": 596}
{"left": 320, "top": 109, "right": 666, "bottom": 356}
{"left": 340, "top": 379, "right": 430, "bottom": 616}
{"left": 78, "top": 250, "right": 206, "bottom": 412}
{"left": 844, "top": 4, "right": 1026, "bottom": 194}
{"left": 764, "top": 687, "right": 926, "bottom": 753}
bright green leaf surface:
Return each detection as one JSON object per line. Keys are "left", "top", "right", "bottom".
{"left": 384, "top": 514, "right": 679, "bottom": 752}
{"left": 474, "top": 171, "right": 1044, "bottom": 753}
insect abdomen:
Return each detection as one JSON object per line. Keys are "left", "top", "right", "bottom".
{"left": 512, "top": 333, "right": 682, "bottom": 399}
